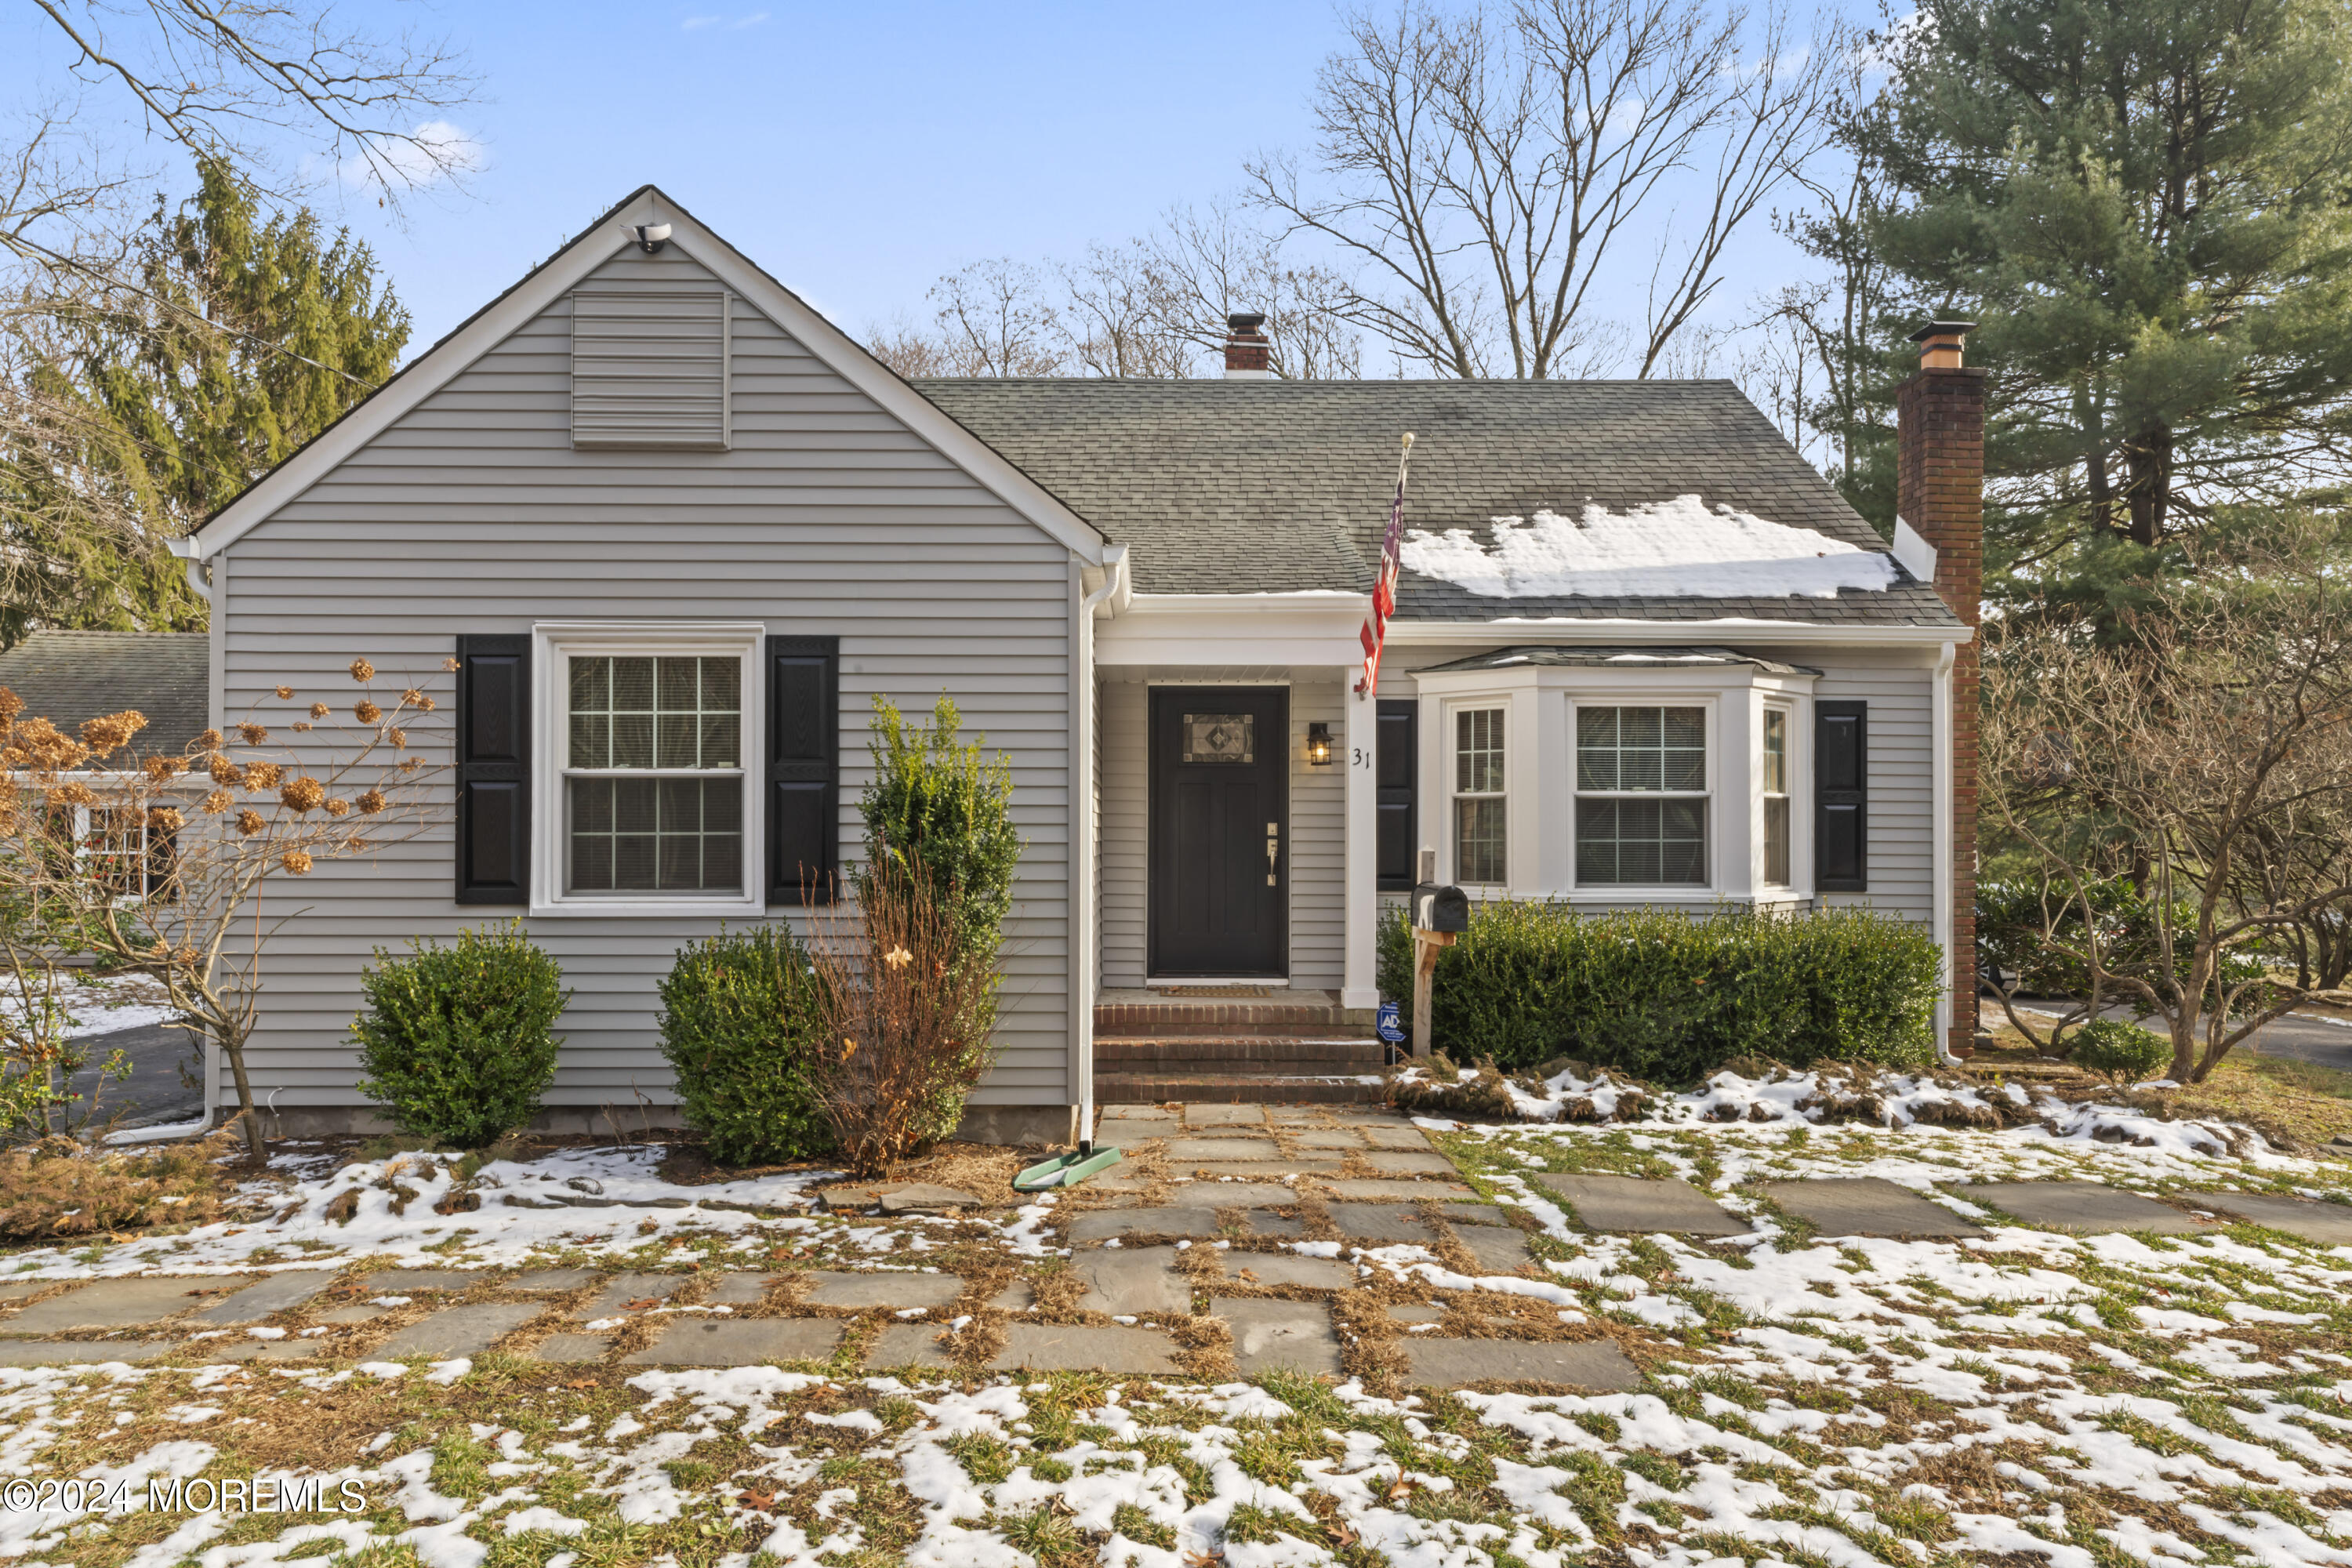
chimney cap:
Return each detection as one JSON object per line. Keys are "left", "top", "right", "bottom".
{"left": 1907, "top": 319, "right": 1976, "bottom": 343}
{"left": 1226, "top": 312, "right": 1268, "bottom": 333}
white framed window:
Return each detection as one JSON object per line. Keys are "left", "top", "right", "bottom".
{"left": 1452, "top": 706, "right": 1507, "bottom": 884}
{"left": 1575, "top": 705, "right": 1709, "bottom": 886}
{"left": 533, "top": 622, "right": 763, "bottom": 916}
{"left": 1761, "top": 706, "right": 1791, "bottom": 886}
{"left": 60, "top": 804, "right": 172, "bottom": 903}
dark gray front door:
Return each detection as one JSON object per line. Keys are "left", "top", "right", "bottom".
{"left": 1149, "top": 687, "right": 1288, "bottom": 977}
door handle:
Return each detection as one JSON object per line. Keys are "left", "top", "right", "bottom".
{"left": 1265, "top": 822, "right": 1279, "bottom": 884}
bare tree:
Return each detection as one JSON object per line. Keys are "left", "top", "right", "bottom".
{"left": 1980, "top": 524, "right": 2352, "bottom": 1082}
{"left": 1053, "top": 239, "right": 1195, "bottom": 379}
{"left": 26, "top": 0, "right": 477, "bottom": 209}
{"left": 928, "top": 259, "right": 1067, "bottom": 377}
{"left": 873, "top": 205, "right": 1363, "bottom": 382}
{"left": 1138, "top": 201, "right": 1364, "bottom": 379}
{"left": 1247, "top": 0, "right": 1844, "bottom": 378}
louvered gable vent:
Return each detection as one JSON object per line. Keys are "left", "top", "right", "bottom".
{"left": 571, "top": 288, "right": 730, "bottom": 450}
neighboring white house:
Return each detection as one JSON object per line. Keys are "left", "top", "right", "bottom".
{"left": 162, "top": 186, "right": 1985, "bottom": 1141}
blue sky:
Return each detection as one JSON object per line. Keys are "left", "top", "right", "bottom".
{"left": 8, "top": 0, "right": 1828, "bottom": 365}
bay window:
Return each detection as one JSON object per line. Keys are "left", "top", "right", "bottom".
{"left": 1410, "top": 646, "right": 1820, "bottom": 904}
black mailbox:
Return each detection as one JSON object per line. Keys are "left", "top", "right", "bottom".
{"left": 1412, "top": 883, "right": 1469, "bottom": 934}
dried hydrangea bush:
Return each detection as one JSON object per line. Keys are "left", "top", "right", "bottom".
{"left": 0, "top": 655, "right": 448, "bottom": 1156}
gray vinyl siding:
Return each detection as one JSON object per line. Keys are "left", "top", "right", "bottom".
{"left": 1099, "top": 675, "right": 1147, "bottom": 988}
{"left": 1810, "top": 663, "right": 1935, "bottom": 926}
{"left": 1095, "top": 673, "right": 1345, "bottom": 990}
{"left": 216, "top": 245, "right": 1075, "bottom": 1111}
{"left": 1287, "top": 682, "right": 1345, "bottom": 987}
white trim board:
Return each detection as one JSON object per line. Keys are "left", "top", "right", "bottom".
{"left": 1381, "top": 620, "right": 1971, "bottom": 648}
{"left": 179, "top": 186, "right": 1108, "bottom": 567}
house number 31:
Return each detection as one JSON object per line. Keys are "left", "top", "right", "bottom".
{"left": 1351, "top": 747, "right": 1374, "bottom": 768}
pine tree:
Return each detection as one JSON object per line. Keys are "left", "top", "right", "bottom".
{"left": 94, "top": 158, "right": 412, "bottom": 532}
{"left": 0, "top": 160, "right": 409, "bottom": 642}
{"left": 1858, "top": 0, "right": 2352, "bottom": 612}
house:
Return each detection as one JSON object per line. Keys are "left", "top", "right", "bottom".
{"left": 167, "top": 187, "right": 1983, "bottom": 1141}
{"left": 0, "top": 631, "right": 212, "bottom": 755}
{"left": 0, "top": 630, "right": 212, "bottom": 904}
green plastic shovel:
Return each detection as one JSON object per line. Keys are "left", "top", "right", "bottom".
{"left": 1013, "top": 1142, "right": 1123, "bottom": 1192}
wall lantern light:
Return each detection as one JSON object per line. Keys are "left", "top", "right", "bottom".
{"left": 1306, "top": 721, "right": 1334, "bottom": 766}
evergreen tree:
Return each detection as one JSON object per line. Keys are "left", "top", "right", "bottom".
{"left": 0, "top": 159, "right": 408, "bottom": 642}
{"left": 94, "top": 158, "right": 411, "bottom": 532}
{"left": 1858, "top": 0, "right": 2352, "bottom": 613}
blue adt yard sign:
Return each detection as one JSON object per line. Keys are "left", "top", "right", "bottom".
{"left": 1376, "top": 1002, "right": 1405, "bottom": 1044}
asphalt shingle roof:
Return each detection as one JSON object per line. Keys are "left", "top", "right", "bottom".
{"left": 913, "top": 378, "right": 1960, "bottom": 628}
{"left": 0, "top": 633, "right": 211, "bottom": 755}
{"left": 1416, "top": 645, "right": 1823, "bottom": 677}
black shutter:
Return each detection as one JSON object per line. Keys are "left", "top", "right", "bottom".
{"left": 456, "top": 634, "right": 530, "bottom": 904}
{"left": 767, "top": 636, "right": 839, "bottom": 904}
{"left": 1816, "top": 700, "right": 1867, "bottom": 891}
{"left": 1376, "top": 699, "right": 1418, "bottom": 890}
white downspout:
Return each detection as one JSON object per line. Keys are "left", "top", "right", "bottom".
{"left": 1073, "top": 545, "right": 1126, "bottom": 1150}
{"left": 1931, "top": 638, "right": 1957, "bottom": 1066}
{"left": 169, "top": 536, "right": 212, "bottom": 604}
{"left": 115, "top": 540, "right": 222, "bottom": 1143}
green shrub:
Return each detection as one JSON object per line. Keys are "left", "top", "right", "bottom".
{"left": 658, "top": 925, "right": 830, "bottom": 1164}
{"left": 855, "top": 693, "right": 1022, "bottom": 1143}
{"left": 353, "top": 921, "right": 569, "bottom": 1148}
{"left": 1377, "top": 902, "right": 1941, "bottom": 1080}
{"left": 859, "top": 694, "right": 1022, "bottom": 955}
{"left": 2071, "top": 1018, "right": 2172, "bottom": 1083}
{"left": 1977, "top": 877, "right": 2265, "bottom": 1000}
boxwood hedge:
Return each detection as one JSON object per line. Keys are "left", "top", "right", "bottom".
{"left": 1377, "top": 902, "right": 1941, "bottom": 1081}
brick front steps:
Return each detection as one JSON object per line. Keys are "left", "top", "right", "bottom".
{"left": 1094, "top": 1073, "right": 1385, "bottom": 1105}
{"left": 1094, "top": 990, "right": 1390, "bottom": 1103}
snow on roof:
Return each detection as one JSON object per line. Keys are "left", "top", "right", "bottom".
{"left": 1398, "top": 494, "right": 1900, "bottom": 601}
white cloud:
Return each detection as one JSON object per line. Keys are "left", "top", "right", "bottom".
{"left": 336, "top": 119, "right": 487, "bottom": 191}
{"left": 728, "top": 10, "right": 768, "bottom": 27}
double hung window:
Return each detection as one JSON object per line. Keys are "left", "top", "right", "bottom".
{"left": 1576, "top": 706, "right": 1708, "bottom": 886}
{"left": 1762, "top": 707, "right": 1791, "bottom": 885}
{"left": 1452, "top": 708, "right": 1507, "bottom": 884}
{"left": 564, "top": 654, "right": 743, "bottom": 894}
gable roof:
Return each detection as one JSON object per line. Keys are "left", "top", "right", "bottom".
{"left": 180, "top": 186, "right": 1106, "bottom": 565}
{"left": 914, "top": 379, "right": 1961, "bottom": 629}
{"left": 0, "top": 632, "right": 211, "bottom": 754}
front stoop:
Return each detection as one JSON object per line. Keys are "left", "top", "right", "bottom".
{"left": 1094, "top": 1074, "right": 1384, "bottom": 1105}
{"left": 1094, "top": 990, "right": 1389, "bottom": 1104}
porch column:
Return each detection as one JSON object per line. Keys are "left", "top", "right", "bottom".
{"left": 1342, "top": 681, "right": 1380, "bottom": 1009}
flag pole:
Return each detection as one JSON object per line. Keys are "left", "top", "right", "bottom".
{"left": 1356, "top": 431, "right": 1415, "bottom": 699}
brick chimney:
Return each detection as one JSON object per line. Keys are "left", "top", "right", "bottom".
{"left": 1896, "top": 319, "right": 1984, "bottom": 1058}
{"left": 1223, "top": 313, "right": 1272, "bottom": 379}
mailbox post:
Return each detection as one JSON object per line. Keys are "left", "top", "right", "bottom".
{"left": 1408, "top": 848, "right": 1469, "bottom": 1060}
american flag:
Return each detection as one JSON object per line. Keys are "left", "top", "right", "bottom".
{"left": 1356, "top": 432, "right": 1415, "bottom": 698}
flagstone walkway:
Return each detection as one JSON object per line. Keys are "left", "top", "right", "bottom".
{"left": 5, "top": 1104, "right": 2350, "bottom": 1391}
